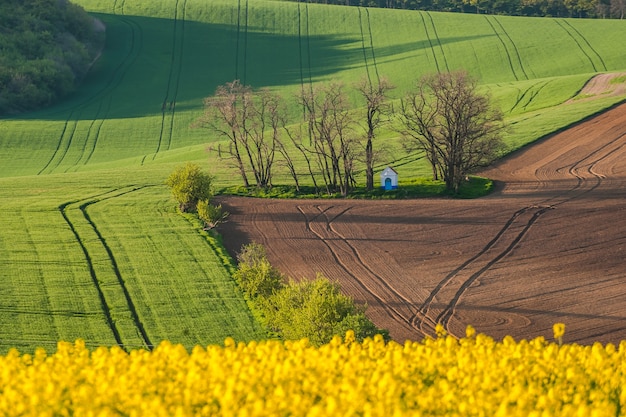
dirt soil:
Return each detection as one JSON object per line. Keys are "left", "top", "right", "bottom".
{"left": 218, "top": 95, "right": 626, "bottom": 346}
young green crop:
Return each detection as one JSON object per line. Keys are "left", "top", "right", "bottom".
{"left": 1, "top": 0, "right": 626, "bottom": 352}
{"left": 0, "top": 172, "right": 265, "bottom": 353}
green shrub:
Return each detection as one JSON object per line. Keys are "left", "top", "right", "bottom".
{"left": 0, "top": 0, "right": 104, "bottom": 115}
{"left": 260, "top": 274, "right": 386, "bottom": 346}
{"left": 166, "top": 163, "right": 214, "bottom": 212}
{"left": 233, "top": 243, "right": 284, "bottom": 300}
{"left": 196, "top": 200, "right": 229, "bottom": 230}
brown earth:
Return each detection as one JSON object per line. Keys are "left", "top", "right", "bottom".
{"left": 218, "top": 88, "right": 626, "bottom": 346}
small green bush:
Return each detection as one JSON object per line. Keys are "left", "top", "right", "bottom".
{"left": 166, "top": 163, "right": 214, "bottom": 212}
{"left": 260, "top": 274, "right": 387, "bottom": 346}
{"left": 233, "top": 243, "right": 284, "bottom": 300}
{"left": 231, "top": 243, "right": 386, "bottom": 345}
{"left": 196, "top": 200, "right": 228, "bottom": 230}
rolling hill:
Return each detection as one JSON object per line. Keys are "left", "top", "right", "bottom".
{"left": 1, "top": 0, "right": 625, "bottom": 351}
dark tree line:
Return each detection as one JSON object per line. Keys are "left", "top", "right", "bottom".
{"left": 198, "top": 70, "right": 505, "bottom": 195}
{"left": 0, "top": 0, "right": 105, "bottom": 115}
{"left": 289, "top": 0, "right": 625, "bottom": 18}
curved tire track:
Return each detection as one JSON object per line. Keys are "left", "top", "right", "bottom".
{"left": 555, "top": 19, "right": 607, "bottom": 73}
{"left": 59, "top": 186, "right": 154, "bottom": 350}
{"left": 484, "top": 15, "right": 528, "bottom": 81}
{"left": 357, "top": 7, "right": 373, "bottom": 88}
{"left": 39, "top": 10, "right": 143, "bottom": 174}
{"left": 417, "top": 128, "right": 625, "bottom": 337}
{"left": 152, "top": 0, "right": 187, "bottom": 162}
{"left": 423, "top": 12, "right": 449, "bottom": 73}
{"left": 297, "top": 205, "right": 419, "bottom": 335}
{"left": 418, "top": 12, "right": 442, "bottom": 73}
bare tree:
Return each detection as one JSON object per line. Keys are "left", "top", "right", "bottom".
{"left": 355, "top": 76, "right": 395, "bottom": 191}
{"left": 397, "top": 71, "right": 505, "bottom": 193}
{"left": 195, "top": 80, "right": 285, "bottom": 189}
{"left": 611, "top": 0, "right": 626, "bottom": 17}
{"left": 295, "top": 82, "right": 358, "bottom": 196}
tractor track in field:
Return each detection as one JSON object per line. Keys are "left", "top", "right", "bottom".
{"left": 484, "top": 15, "right": 528, "bottom": 81}
{"left": 357, "top": 7, "right": 373, "bottom": 87}
{"left": 357, "top": 7, "right": 380, "bottom": 88}
{"left": 219, "top": 100, "right": 626, "bottom": 345}
{"left": 297, "top": 0, "right": 314, "bottom": 107}
{"left": 153, "top": 0, "right": 187, "bottom": 162}
{"left": 364, "top": 8, "right": 380, "bottom": 84}
{"left": 235, "top": 0, "right": 250, "bottom": 84}
{"left": 297, "top": 205, "right": 423, "bottom": 334}
{"left": 419, "top": 12, "right": 449, "bottom": 74}
{"left": 554, "top": 19, "right": 606, "bottom": 73}
{"left": 59, "top": 198, "right": 123, "bottom": 347}
{"left": 38, "top": 10, "right": 143, "bottom": 175}
{"left": 414, "top": 204, "right": 554, "bottom": 336}
{"left": 509, "top": 79, "right": 552, "bottom": 113}
{"left": 59, "top": 186, "right": 154, "bottom": 350}
{"left": 416, "top": 124, "right": 625, "bottom": 337}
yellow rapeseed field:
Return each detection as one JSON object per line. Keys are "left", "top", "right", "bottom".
{"left": 0, "top": 324, "right": 624, "bottom": 416}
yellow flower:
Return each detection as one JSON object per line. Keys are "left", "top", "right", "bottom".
{"left": 465, "top": 325, "right": 476, "bottom": 339}
{"left": 553, "top": 323, "right": 566, "bottom": 340}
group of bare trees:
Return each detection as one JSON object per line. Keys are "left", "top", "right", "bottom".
{"left": 196, "top": 70, "right": 505, "bottom": 196}
{"left": 397, "top": 72, "right": 505, "bottom": 193}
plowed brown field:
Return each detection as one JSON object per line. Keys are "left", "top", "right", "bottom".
{"left": 219, "top": 101, "right": 626, "bottom": 345}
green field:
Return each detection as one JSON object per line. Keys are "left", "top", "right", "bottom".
{"left": 1, "top": 0, "right": 626, "bottom": 352}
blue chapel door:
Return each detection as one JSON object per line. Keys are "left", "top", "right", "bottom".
{"left": 385, "top": 177, "right": 392, "bottom": 190}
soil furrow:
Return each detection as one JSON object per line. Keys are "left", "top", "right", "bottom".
{"left": 220, "top": 101, "right": 626, "bottom": 345}
{"left": 298, "top": 205, "right": 417, "bottom": 333}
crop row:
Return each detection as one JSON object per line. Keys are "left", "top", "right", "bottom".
{"left": 0, "top": 174, "right": 265, "bottom": 352}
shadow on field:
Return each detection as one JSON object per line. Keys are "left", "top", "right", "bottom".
{"left": 11, "top": 12, "right": 488, "bottom": 122}
{"left": 9, "top": 14, "right": 362, "bottom": 121}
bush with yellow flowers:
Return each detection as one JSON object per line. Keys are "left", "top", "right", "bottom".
{"left": 0, "top": 324, "right": 624, "bottom": 416}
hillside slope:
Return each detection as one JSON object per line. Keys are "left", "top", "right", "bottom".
{"left": 1, "top": 0, "right": 626, "bottom": 351}
{"left": 1, "top": 0, "right": 626, "bottom": 178}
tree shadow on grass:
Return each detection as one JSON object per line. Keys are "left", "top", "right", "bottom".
{"left": 9, "top": 12, "right": 490, "bottom": 122}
